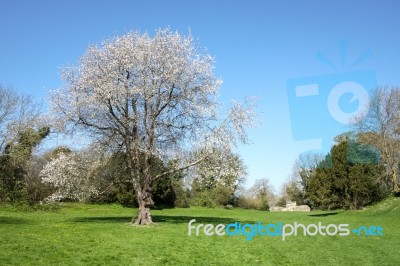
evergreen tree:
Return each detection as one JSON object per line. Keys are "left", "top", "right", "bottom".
{"left": 307, "top": 133, "right": 386, "bottom": 210}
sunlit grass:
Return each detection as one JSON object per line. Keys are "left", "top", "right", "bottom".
{"left": 1, "top": 197, "right": 399, "bottom": 265}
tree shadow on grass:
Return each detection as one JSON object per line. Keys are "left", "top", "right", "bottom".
{"left": 70, "top": 215, "right": 237, "bottom": 225}
{"left": 0, "top": 216, "right": 31, "bottom": 224}
{"left": 71, "top": 216, "right": 132, "bottom": 223}
{"left": 153, "top": 215, "right": 236, "bottom": 224}
{"left": 308, "top": 212, "right": 338, "bottom": 217}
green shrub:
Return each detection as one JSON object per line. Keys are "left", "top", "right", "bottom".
{"left": 190, "top": 191, "right": 216, "bottom": 208}
{"left": 236, "top": 196, "right": 270, "bottom": 211}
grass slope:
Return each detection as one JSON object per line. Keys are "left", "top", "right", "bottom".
{"left": 0, "top": 197, "right": 399, "bottom": 265}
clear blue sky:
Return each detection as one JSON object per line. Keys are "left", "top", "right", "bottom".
{"left": 1, "top": 0, "right": 400, "bottom": 190}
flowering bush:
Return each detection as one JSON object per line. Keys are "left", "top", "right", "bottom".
{"left": 40, "top": 152, "right": 99, "bottom": 202}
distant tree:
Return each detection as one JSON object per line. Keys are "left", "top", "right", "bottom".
{"left": 276, "top": 197, "right": 287, "bottom": 208}
{"left": 0, "top": 85, "right": 17, "bottom": 151}
{"left": 250, "top": 178, "right": 274, "bottom": 210}
{"left": 0, "top": 85, "right": 42, "bottom": 153}
{"left": 284, "top": 152, "right": 324, "bottom": 206}
{"left": 294, "top": 152, "right": 324, "bottom": 195}
{"left": 50, "top": 29, "right": 256, "bottom": 224}
{"left": 280, "top": 177, "right": 304, "bottom": 205}
{"left": 189, "top": 149, "right": 247, "bottom": 207}
{"left": 0, "top": 85, "right": 46, "bottom": 204}
{"left": 236, "top": 177, "right": 275, "bottom": 210}
{"left": 353, "top": 87, "right": 400, "bottom": 192}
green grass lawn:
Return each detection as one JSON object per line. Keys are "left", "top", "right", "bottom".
{"left": 1, "top": 197, "right": 399, "bottom": 265}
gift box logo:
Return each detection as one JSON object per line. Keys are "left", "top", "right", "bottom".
{"left": 287, "top": 45, "right": 376, "bottom": 154}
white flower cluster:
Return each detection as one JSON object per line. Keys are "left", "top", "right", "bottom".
{"left": 51, "top": 29, "right": 221, "bottom": 150}
{"left": 187, "top": 148, "right": 247, "bottom": 191}
{"left": 40, "top": 152, "right": 99, "bottom": 202}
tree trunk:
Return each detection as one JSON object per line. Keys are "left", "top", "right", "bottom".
{"left": 133, "top": 188, "right": 154, "bottom": 225}
{"left": 392, "top": 170, "right": 399, "bottom": 192}
{"left": 353, "top": 191, "right": 358, "bottom": 210}
{"left": 134, "top": 199, "right": 153, "bottom": 225}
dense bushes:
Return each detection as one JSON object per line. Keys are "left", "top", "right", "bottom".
{"left": 190, "top": 180, "right": 238, "bottom": 208}
{"left": 0, "top": 127, "right": 50, "bottom": 204}
{"left": 236, "top": 196, "right": 269, "bottom": 210}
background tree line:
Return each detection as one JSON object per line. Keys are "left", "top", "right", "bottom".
{"left": 0, "top": 83, "right": 272, "bottom": 211}
{"left": 0, "top": 84, "right": 249, "bottom": 209}
{"left": 1, "top": 28, "right": 399, "bottom": 215}
{"left": 280, "top": 87, "right": 400, "bottom": 210}
{"left": 2, "top": 84, "right": 400, "bottom": 212}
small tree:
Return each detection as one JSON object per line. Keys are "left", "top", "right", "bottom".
{"left": 251, "top": 178, "right": 275, "bottom": 209}
{"left": 236, "top": 177, "right": 275, "bottom": 210}
{"left": 292, "top": 152, "right": 324, "bottom": 197}
{"left": 189, "top": 148, "right": 247, "bottom": 206}
{"left": 50, "top": 29, "right": 256, "bottom": 224}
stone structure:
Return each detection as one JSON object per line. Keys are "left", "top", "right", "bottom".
{"left": 270, "top": 201, "right": 310, "bottom": 212}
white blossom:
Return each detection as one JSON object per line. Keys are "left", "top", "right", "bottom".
{"left": 49, "top": 28, "right": 258, "bottom": 224}
{"left": 40, "top": 152, "right": 99, "bottom": 202}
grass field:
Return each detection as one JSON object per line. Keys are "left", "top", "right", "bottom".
{"left": 1, "top": 197, "right": 399, "bottom": 265}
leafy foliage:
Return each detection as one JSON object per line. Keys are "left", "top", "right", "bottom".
{"left": 307, "top": 136, "right": 387, "bottom": 210}
{"left": 0, "top": 127, "right": 49, "bottom": 203}
{"left": 189, "top": 149, "right": 247, "bottom": 207}
{"left": 88, "top": 152, "right": 190, "bottom": 208}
